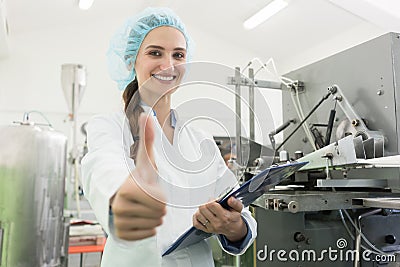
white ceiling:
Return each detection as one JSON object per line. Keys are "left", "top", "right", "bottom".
{"left": 3, "top": 0, "right": 400, "bottom": 72}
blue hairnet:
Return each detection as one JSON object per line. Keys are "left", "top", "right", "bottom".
{"left": 107, "top": 7, "right": 192, "bottom": 91}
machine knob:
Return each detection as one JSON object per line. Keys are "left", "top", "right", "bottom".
{"left": 385, "top": 235, "right": 396, "bottom": 244}
{"left": 294, "top": 232, "right": 306, "bottom": 242}
{"left": 253, "top": 157, "right": 265, "bottom": 167}
{"left": 294, "top": 151, "right": 304, "bottom": 160}
{"left": 288, "top": 201, "right": 299, "bottom": 213}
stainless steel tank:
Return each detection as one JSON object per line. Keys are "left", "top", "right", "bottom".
{"left": 0, "top": 124, "right": 67, "bottom": 267}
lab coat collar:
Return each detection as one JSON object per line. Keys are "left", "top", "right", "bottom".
{"left": 140, "top": 101, "right": 177, "bottom": 129}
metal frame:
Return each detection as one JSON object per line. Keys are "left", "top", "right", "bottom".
{"left": 227, "top": 68, "right": 282, "bottom": 168}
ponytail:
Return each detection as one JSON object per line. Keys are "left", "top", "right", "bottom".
{"left": 123, "top": 78, "right": 144, "bottom": 163}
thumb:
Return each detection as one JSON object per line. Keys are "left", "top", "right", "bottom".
{"left": 227, "top": 197, "right": 243, "bottom": 213}
{"left": 135, "top": 112, "right": 158, "bottom": 184}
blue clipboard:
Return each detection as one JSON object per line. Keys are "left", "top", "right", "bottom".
{"left": 162, "top": 161, "right": 308, "bottom": 256}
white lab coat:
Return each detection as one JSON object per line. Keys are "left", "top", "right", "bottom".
{"left": 81, "top": 107, "right": 257, "bottom": 267}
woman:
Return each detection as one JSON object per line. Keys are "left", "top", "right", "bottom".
{"left": 81, "top": 7, "right": 256, "bottom": 267}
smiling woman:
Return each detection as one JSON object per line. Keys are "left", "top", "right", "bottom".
{"left": 81, "top": 7, "right": 257, "bottom": 267}
{"left": 135, "top": 26, "right": 187, "bottom": 104}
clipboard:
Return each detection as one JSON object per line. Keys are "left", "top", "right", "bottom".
{"left": 162, "top": 161, "right": 308, "bottom": 256}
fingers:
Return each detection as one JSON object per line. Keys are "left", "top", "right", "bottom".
{"left": 204, "top": 201, "right": 225, "bottom": 216}
{"left": 198, "top": 206, "right": 217, "bottom": 225}
{"left": 112, "top": 201, "right": 165, "bottom": 219}
{"left": 135, "top": 112, "right": 157, "bottom": 184}
{"left": 227, "top": 197, "right": 243, "bottom": 212}
{"left": 112, "top": 195, "right": 166, "bottom": 219}
{"left": 193, "top": 198, "right": 244, "bottom": 235}
{"left": 113, "top": 216, "right": 163, "bottom": 231}
{"left": 113, "top": 177, "right": 166, "bottom": 215}
{"left": 193, "top": 202, "right": 224, "bottom": 233}
{"left": 112, "top": 177, "right": 167, "bottom": 241}
{"left": 111, "top": 112, "right": 166, "bottom": 242}
{"left": 192, "top": 212, "right": 212, "bottom": 233}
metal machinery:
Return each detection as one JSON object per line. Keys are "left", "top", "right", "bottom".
{"left": 230, "top": 32, "right": 400, "bottom": 266}
{"left": 0, "top": 122, "right": 68, "bottom": 267}
{"left": 61, "top": 63, "right": 87, "bottom": 218}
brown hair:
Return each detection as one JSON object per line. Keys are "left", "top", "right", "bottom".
{"left": 123, "top": 78, "right": 144, "bottom": 163}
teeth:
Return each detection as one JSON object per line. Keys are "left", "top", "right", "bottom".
{"left": 153, "top": 74, "right": 174, "bottom": 81}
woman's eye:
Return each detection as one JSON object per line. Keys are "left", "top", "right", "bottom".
{"left": 149, "top": 50, "right": 161, "bottom": 56}
{"left": 174, "top": 52, "right": 185, "bottom": 59}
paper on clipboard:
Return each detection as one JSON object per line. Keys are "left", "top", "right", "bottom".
{"left": 162, "top": 161, "right": 308, "bottom": 256}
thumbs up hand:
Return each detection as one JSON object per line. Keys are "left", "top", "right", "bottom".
{"left": 111, "top": 113, "right": 166, "bottom": 241}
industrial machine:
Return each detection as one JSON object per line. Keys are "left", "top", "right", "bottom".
{"left": 0, "top": 120, "right": 68, "bottom": 267}
{"left": 230, "top": 32, "right": 400, "bottom": 266}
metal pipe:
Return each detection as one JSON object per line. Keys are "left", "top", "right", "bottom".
{"left": 235, "top": 67, "right": 242, "bottom": 166}
{"left": 354, "top": 209, "right": 382, "bottom": 267}
{"left": 61, "top": 64, "right": 86, "bottom": 218}
{"left": 226, "top": 77, "right": 282, "bottom": 89}
{"left": 325, "top": 109, "right": 336, "bottom": 146}
{"left": 269, "top": 119, "right": 296, "bottom": 150}
{"left": 72, "top": 80, "right": 81, "bottom": 218}
{"left": 276, "top": 91, "right": 332, "bottom": 151}
{"left": 249, "top": 68, "right": 255, "bottom": 141}
{"left": 270, "top": 119, "right": 297, "bottom": 136}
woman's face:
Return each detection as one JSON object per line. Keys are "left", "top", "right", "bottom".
{"left": 135, "top": 26, "right": 187, "bottom": 101}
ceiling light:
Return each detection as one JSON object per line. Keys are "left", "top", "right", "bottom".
{"left": 78, "top": 0, "right": 94, "bottom": 10}
{"left": 243, "top": 0, "right": 288, "bottom": 30}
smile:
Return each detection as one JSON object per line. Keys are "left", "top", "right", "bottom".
{"left": 152, "top": 74, "right": 176, "bottom": 81}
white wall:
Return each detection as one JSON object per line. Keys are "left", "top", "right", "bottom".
{"left": 0, "top": 14, "right": 283, "bottom": 147}
{"left": 279, "top": 21, "right": 385, "bottom": 74}
{"left": 0, "top": 18, "right": 121, "bottom": 142}
{"left": 0, "top": 1, "right": 393, "bottom": 149}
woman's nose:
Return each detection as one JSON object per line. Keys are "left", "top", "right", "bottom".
{"left": 159, "top": 56, "right": 174, "bottom": 71}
